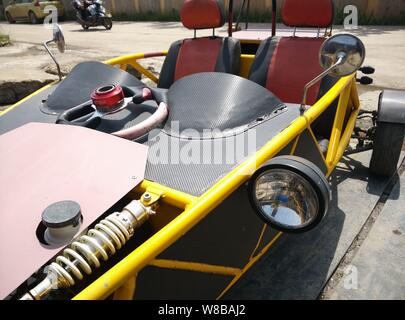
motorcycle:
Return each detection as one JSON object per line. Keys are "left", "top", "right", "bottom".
{"left": 72, "top": 0, "right": 112, "bottom": 30}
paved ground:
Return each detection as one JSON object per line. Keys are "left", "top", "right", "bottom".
{"left": 1, "top": 22, "right": 404, "bottom": 111}
{"left": 329, "top": 174, "right": 405, "bottom": 300}
{"left": 225, "top": 151, "right": 405, "bottom": 300}
{"left": 0, "top": 21, "right": 404, "bottom": 300}
{"left": 0, "top": 22, "right": 404, "bottom": 88}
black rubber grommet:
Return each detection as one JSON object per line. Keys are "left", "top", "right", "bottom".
{"left": 41, "top": 200, "right": 82, "bottom": 228}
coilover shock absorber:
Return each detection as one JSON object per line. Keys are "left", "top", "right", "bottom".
{"left": 20, "top": 198, "right": 155, "bottom": 300}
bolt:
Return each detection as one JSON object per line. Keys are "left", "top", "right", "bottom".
{"left": 143, "top": 193, "right": 152, "bottom": 202}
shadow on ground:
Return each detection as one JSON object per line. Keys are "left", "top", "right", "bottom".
{"left": 224, "top": 152, "right": 394, "bottom": 299}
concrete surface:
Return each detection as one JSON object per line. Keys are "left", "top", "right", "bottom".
{"left": 330, "top": 179, "right": 405, "bottom": 300}
{"left": 0, "top": 22, "right": 404, "bottom": 90}
{"left": 225, "top": 151, "right": 405, "bottom": 300}
{"left": 1, "top": 22, "right": 404, "bottom": 111}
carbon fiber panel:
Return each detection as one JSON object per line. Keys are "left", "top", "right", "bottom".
{"left": 145, "top": 106, "right": 300, "bottom": 196}
{"left": 165, "top": 72, "right": 284, "bottom": 138}
{"left": 0, "top": 84, "right": 301, "bottom": 197}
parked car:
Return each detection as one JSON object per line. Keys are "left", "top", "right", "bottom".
{"left": 4, "top": 0, "right": 65, "bottom": 24}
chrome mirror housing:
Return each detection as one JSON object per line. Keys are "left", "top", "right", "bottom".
{"left": 300, "top": 34, "right": 366, "bottom": 112}
{"left": 53, "top": 24, "right": 65, "bottom": 54}
{"left": 43, "top": 24, "right": 65, "bottom": 81}
{"left": 320, "top": 33, "right": 366, "bottom": 77}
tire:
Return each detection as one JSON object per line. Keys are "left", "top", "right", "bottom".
{"left": 370, "top": 122, "right": 405, "bottom": 177}
{"left": 28, "top": 11, "right": 38, "bottom": 24}
{"left": 103, "top": 18, "right": 112, "bottom": 30}
{"left": 6, "top": 12, "right": 15, "bottom": 24}
{"left": 81, "top": 24, "right": 89, "bottom": 30}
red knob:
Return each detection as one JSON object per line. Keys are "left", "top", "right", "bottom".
{"left": 91, "top": 85, "right": 125, "bottom": 109}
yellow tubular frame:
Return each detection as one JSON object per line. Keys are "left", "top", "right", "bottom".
{"left": 73, "top": 70, "right": 358, "bottom": 299}
{"left": 104, "top": 52, "right": 168, "bottom": 84}
{"left": 0, "top": 48, "right": 360, "bottom": 300}
{"left": 104, "top": 53, "right": 256, "bottom": 83}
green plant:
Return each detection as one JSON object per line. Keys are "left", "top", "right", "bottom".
{"left": 60, "top": 7, "right": 405, "bottom": 26}
{"left": 242, "top": 10, "right": 405, "bottom": 26}
{"left": 113, "top": 10, "right": 180, "bottom": 22}
{"left": 0, "top": 33, "right": 10, "bottom": 46}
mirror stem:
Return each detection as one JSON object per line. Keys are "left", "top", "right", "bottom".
{"left": 43, "top": 40, "right": 62, "bottom": 81}
{"left": 300, "top": 54, "right": 345, "bottom": 113}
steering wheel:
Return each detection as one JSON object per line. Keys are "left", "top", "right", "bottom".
{"left": 56, "top": 84, "right": 169, "bottom": 140}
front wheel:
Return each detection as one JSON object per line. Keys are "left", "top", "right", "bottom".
{"left": 103, "top": 18, "right": 112, "bottom": 30}
{"left": 81, "top": 23, "right": 89, "bottom": 30}
{"left": 28, "top": 11, "right": 39, "bottom": 24}
{"left": 6, "top": 12, "right": 15, "bottom": 24}
{"left": 370, "top": 122, "right": 405, "bottom": 177}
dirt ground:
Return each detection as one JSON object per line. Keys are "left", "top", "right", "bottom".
{"left": 0, "top": 22, "right": 404, "bottom": 103}
{"left": 0, "top": 22, "right": 404, "bottom": 117}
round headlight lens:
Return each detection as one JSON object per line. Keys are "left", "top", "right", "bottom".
{"left": 252, "top": 169, "right": 320, "bottom": 231}
{"left": 248, "top": 156, "right": 331, "bottom": 233}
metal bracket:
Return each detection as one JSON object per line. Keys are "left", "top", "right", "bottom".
{"left": 141, "top": 187, "right": 164, "bottom": 207}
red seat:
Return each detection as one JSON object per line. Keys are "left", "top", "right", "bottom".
{"left": 249, "top": 0, "right": 335, "bottom": 106}
{"left": 158, "top": 0, "right": 241, "bottom": 89}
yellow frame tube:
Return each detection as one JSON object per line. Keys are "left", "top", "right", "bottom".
{"left": 239, "top": 54, "right": 255, "bottom": 78}
{"left": 73, "top": 74, "right": 355, "bottom": 300}
{"left": 104, "top": 52, "right": 168, "bottom": 84}
{"left": 216, "top": 232, "right": 283, "bottom": 299}
{"left": 131, "top": 61, "right": 159, "bottom": 83}
{"left": 325, "top": 82, "right": 351, "bottom": 165}
{"left": 136, "top": 180, "right": 197, "bottom": 209}
{"left": 112, "top": 277, "right": 136, "bottom": 300}
{"left": 329, "top": 107, "right": 360, "bottom": 173}
{"left": 149, "top": 259, "right": 240, "bottom": 276}
{"left": 326, "top": 78, "right": 360, "bottom": 176}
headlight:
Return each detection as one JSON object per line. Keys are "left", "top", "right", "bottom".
{"left": 248, "top": 156, "right": 331, "bottom": 233}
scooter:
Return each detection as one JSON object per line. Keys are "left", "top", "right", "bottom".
{"left": 72, "top": 0, "right": 112, "bottom": 30}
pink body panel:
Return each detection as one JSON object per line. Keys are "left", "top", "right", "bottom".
{"left": 0, "top": 123, "right": 148, "bottom": 299}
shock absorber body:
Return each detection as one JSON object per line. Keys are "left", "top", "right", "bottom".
{"left": 20, "top": 199, "right": 154, "bottom": 300}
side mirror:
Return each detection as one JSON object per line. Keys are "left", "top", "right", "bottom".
{"left": 320, "top": 34, "right": 366, "bottom": 77}
{"left": 43, "top": 24, "right": 65, "bottom": 81}
{"left": 53, "top": 24, "right": 65, "bottom": 54}
{"left": 300, "top": 34, "right": 366, "bottom": 112}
